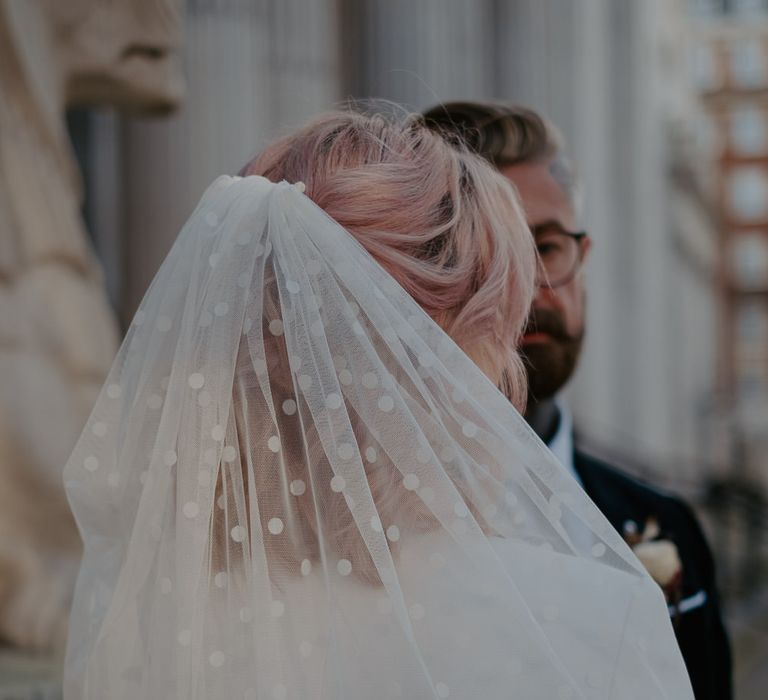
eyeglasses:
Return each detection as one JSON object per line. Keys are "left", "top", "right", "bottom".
{"left": 532, "top": 222, "right": 588, "bottom": 288}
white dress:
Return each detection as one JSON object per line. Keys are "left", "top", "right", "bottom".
{"left": 274, "top": 531, "right": 692, "bottom": 700}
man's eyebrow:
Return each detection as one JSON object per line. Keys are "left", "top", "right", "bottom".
{"left": 530, "top": 219, "right": 567, "bottom": 232}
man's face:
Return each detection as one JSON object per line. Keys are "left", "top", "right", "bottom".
{"left": 500, "top": 161, "right": 591, "bottom": 406}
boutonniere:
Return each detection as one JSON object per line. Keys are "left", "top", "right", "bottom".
{"left": 624, "top": 517, "right": 683, "bottom": 616}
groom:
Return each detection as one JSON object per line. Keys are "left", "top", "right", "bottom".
{"left": 423, "top": 101, "right": 732, "bottom": 700}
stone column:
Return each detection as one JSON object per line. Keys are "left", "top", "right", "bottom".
{"left": 340, "top": 0, "right": 497, "bottom": 108}
{"left": 119, "top": 0, "right": 343, "bottom": 319}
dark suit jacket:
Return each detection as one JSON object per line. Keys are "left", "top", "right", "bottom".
{"left": 574, "top": 449, "right": 732, "bottom": 700}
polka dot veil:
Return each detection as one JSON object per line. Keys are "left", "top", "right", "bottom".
{"left": 63, "top": 176, "right": 693, "bottom": 699}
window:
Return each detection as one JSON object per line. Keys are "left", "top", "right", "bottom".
{"left": 730, "top": 0, "right": 768, "bottom": 16}
{"left": 731, "top": 232, "right": 768, "bottom": 286}
{"left": 736, "top": 362, "right": 767, "bottom": 400}
{"left": 688, "top": 0, "right": 726, "bottom": 17}
{"left": 730, "top": 107, "right": 767, "bottom": 154}
{"left": 728, "top": 166, "right": 768, "bottom": 220}
{"left": 730, "top": 40, "right": 766, "bottom": 88}
{"left": 737, "top": 302, "right": 768, "bottom": 343}
{"left": 692, "top": 44, "right": 721, "bottom": 90}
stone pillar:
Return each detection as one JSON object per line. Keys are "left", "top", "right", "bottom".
{"left": 119, "top": 0, "right": 343, "bottom": 318}
{"left": 0, "top": 0, "right": 184, "bottom": 658}
{"left": 340, "top": 0, "right": 497, "bottom": 108}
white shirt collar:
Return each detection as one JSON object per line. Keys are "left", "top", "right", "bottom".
{"left": 547, "top": 399, "right": 582, "bottom": 486}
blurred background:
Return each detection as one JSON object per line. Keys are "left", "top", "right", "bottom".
{"left": 1, "top": 0, "right": 767, "bottom": 697}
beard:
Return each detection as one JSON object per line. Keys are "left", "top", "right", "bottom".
{"left": 520, "top": 308, "right": 584, "bottom": 406}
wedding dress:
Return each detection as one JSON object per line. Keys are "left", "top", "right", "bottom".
{"left": 63, "top": 175, "right": 694, "bottom": 699}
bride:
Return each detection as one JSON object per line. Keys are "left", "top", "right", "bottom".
{"left": 63, "top": 111, "right": 693, "bottom": 699}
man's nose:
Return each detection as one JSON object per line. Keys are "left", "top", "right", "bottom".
{"left": 532, "top": 283, "right": 559, "bottom": 308}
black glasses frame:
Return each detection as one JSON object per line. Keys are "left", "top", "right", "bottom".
{"left": 531, "top": 224, "right": 588, "bottom": 289}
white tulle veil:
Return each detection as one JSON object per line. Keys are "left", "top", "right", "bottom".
{"left": 63, "top": 175, "right": 693, "bottom": 699}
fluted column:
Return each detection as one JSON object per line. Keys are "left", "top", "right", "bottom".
{"left": 119, "top": 0, "right": 342, "bottom": 319}
{"left": 342, "top": 0, "right": 497, "bottom": 108}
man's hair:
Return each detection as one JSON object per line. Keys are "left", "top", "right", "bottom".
{"left": 422, "top": 101, "right": 578, "bottom": 207}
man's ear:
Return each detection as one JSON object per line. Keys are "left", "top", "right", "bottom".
{"left": 581, "top": 235, "right": 593, "bottom": 262}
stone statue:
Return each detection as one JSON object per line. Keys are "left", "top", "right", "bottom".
{"left": 0, "top": 0, "right": 184, "bottom": 651}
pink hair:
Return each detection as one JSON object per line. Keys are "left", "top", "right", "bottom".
{"left": 225, "top": 111, "right": 536, "bottom": 584}
{"left": 241, "top": 111, "right": 535, "bottom": 406}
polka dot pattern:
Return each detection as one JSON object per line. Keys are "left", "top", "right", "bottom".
{"left": 337, "top": 559, "right": 352, "bottom": 576}
{"left": 337, "top": 443, "right": 354, "bottom": 461}
{"left": 183, "top": 502, "right": 199, "bottom": 519}
{"left": 106, "top": 384, "right": 122, "bottom": 399}
{"left": 298, "top": 374, "right": 313, "bottom": 391}
{"left": 419, "top": 487, "right": 435, "bottom": 504}
{"left": 325, "top": 393, "right": 342, "bottom": 410}
{"left": 84, "top": 456, "right": 99, "bottom": 472}
{"left": 402, "top": 474, "right": 419, "bottom": 491}
{"left": 418, "top": 352, "right": 435, "bottom": 368}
